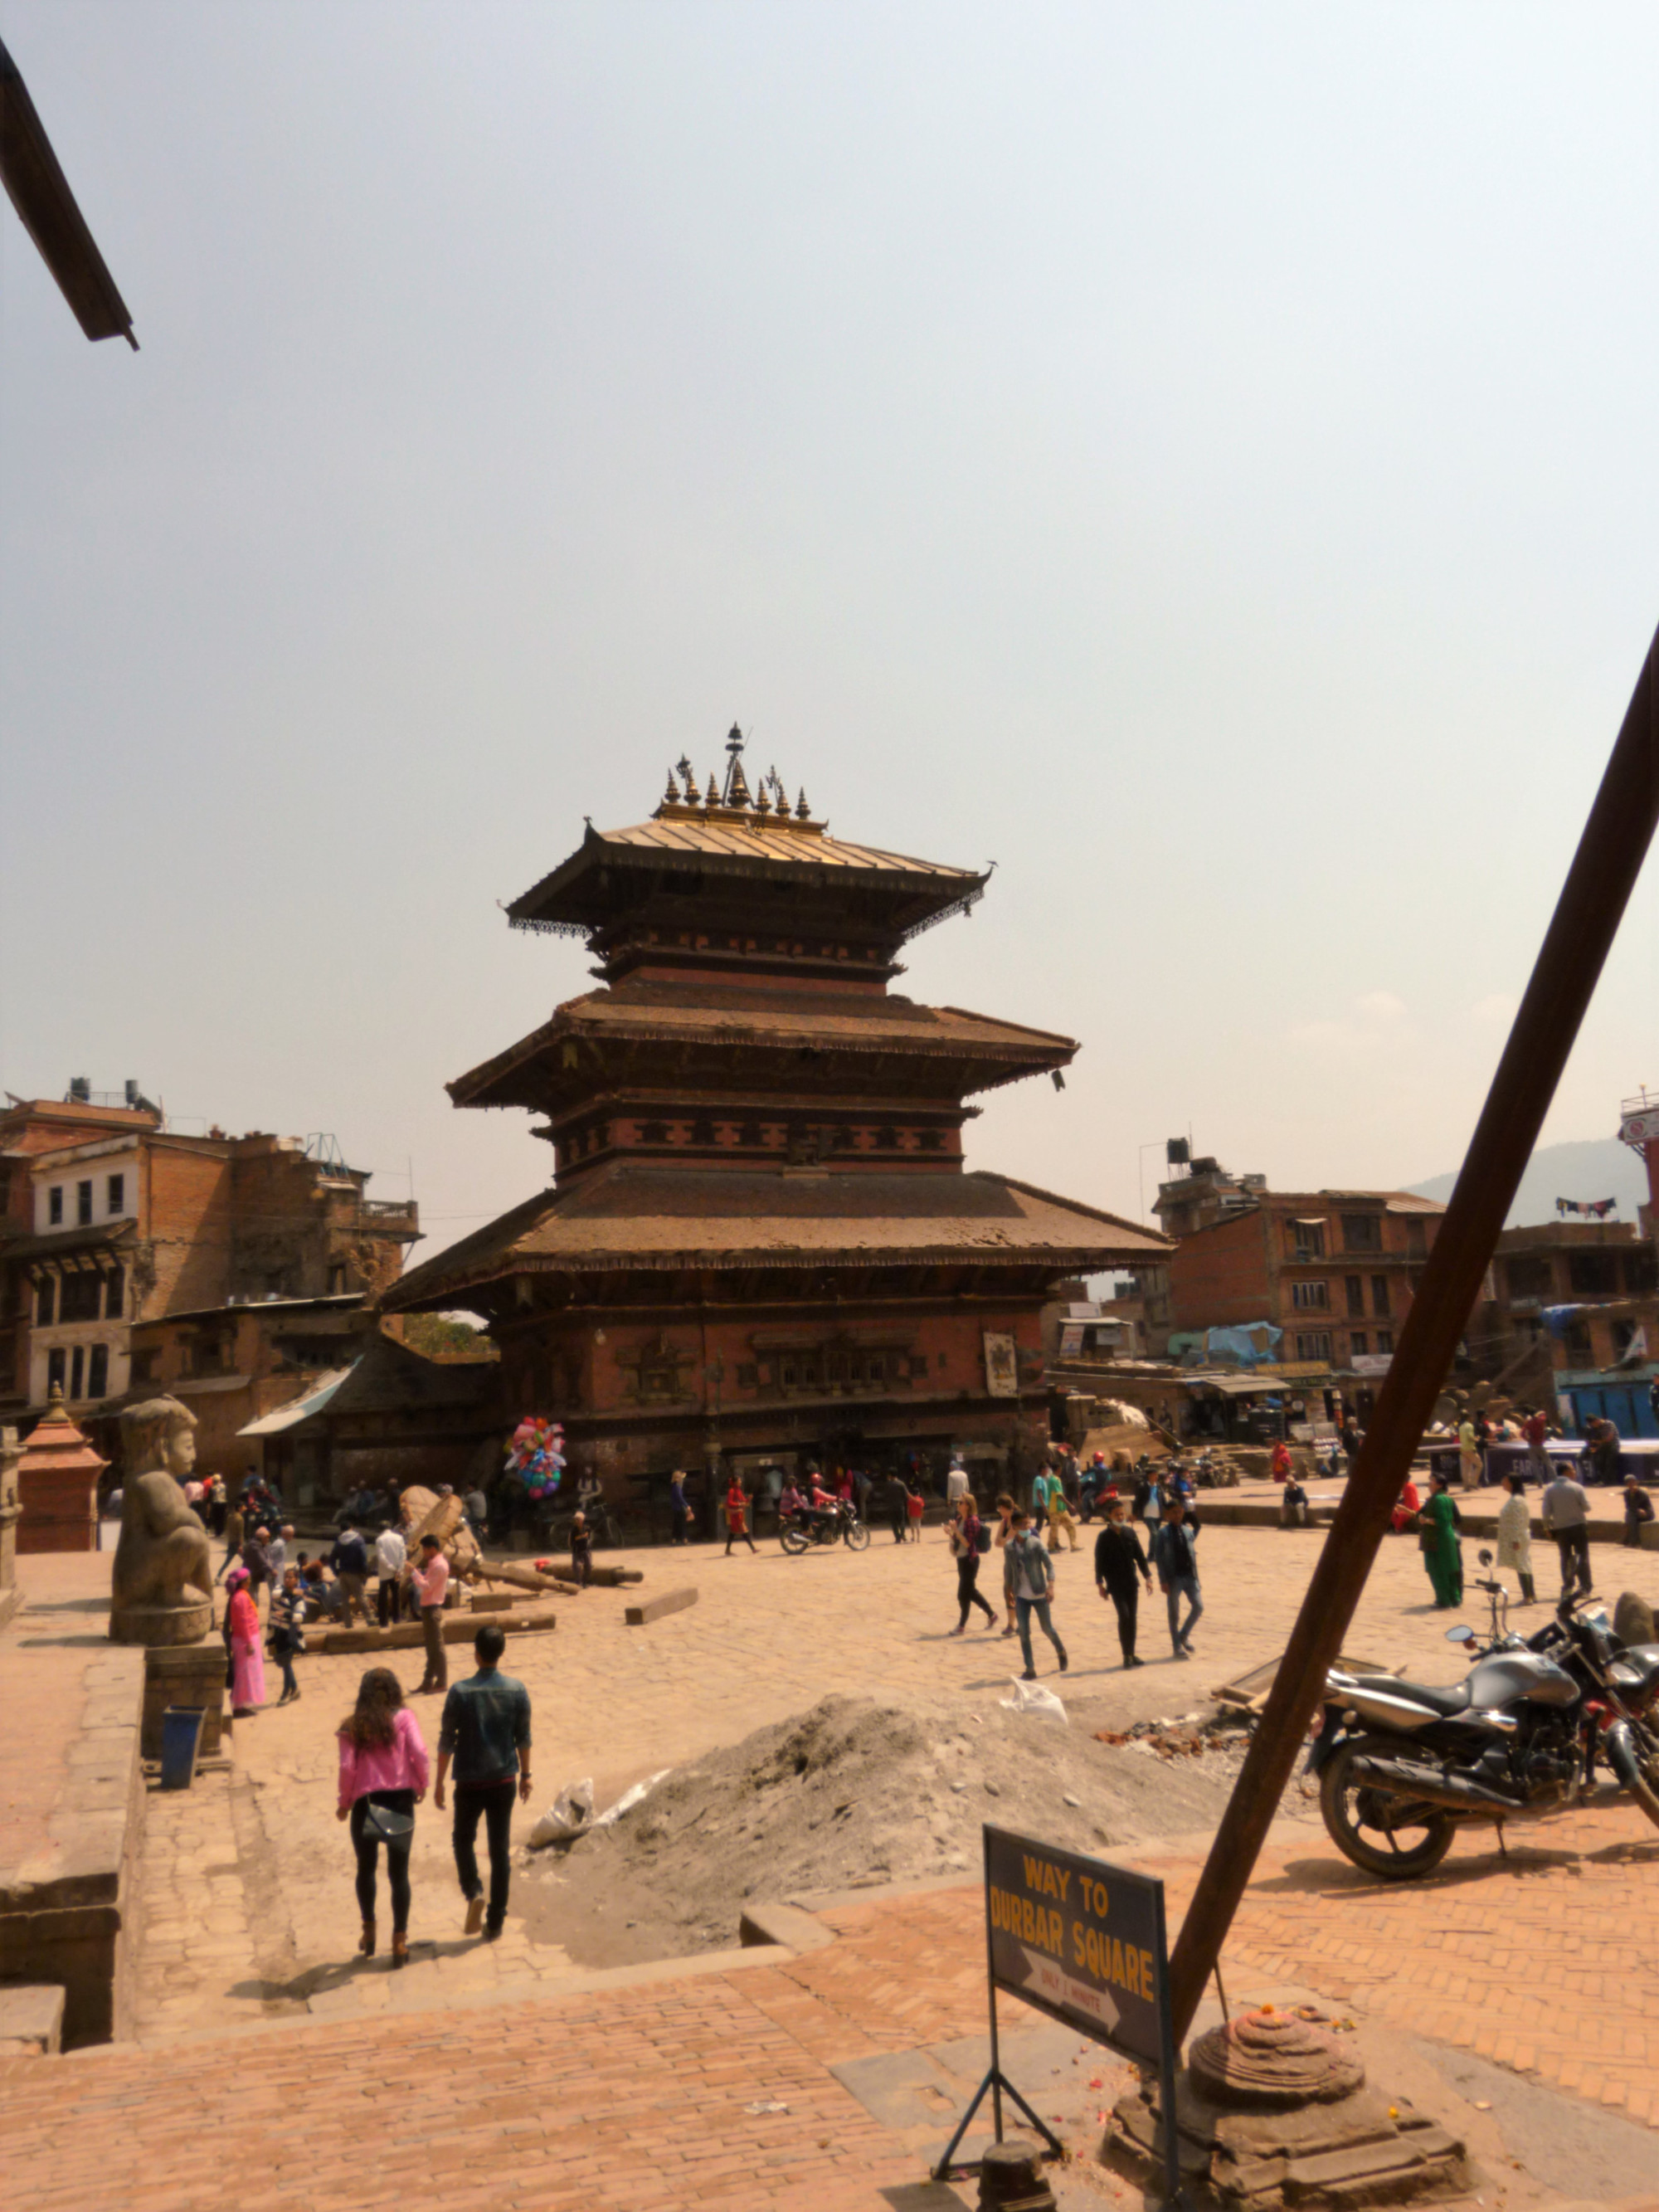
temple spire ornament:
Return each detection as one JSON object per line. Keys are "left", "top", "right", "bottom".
{"left": 796, "top": 787, "right": 811, "bottom": 821}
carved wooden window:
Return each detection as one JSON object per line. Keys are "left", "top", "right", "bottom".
{"left": 105, "top": 1265, "right": 125, "bottom": 1320}
{"left": 874, "top": 1126, "right": 898, "bottom": 1151}
{"left": 918, "top": 1130, "right": 943, "bottom": 1152}
{"left": 36, "top": 1275, "right": 55, "bottom": 1327}
{"left": 691, "top": 1117, "right": 716, "bottom": 1146}
{"left": 88, "top": 1344, "right": 109, "bottom": 1398}
{"left": 640, "top": 1122, "right": 669, "bottom": 1146}
{"left": 740, "top": 1122, "right": 764, "bottom": 1147}
{"left": 868, "top": 1355, "right": 886, "bottom": 1386}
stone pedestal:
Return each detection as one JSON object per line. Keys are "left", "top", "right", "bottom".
{"left": 1111, "top": 2007, "right": 1468, "bottom": 2209}
{"left": 111, "top": 1597, "right": 214, "bottom": 1649}
{"left": 141, "top": 1641, "right": 226, "bottom": 1761}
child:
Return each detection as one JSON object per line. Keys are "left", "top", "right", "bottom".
{"left": 724, "top": 1478, "right": 756, "bottom": 1556}
{"left": 905, "top": 1482, "right": 926, "bottom": 1542}
{"left": 570, "top": 1511, "right": 593, "bottom": 1586}
{"left": 270, "top": 1566, "right": 307, "bottom": 1704}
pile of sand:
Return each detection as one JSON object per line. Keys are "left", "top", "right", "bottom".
{"left": 516, "top": 1691, "right": 1266, "bottom": 1967}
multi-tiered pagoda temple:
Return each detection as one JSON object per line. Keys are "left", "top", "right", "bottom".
{"left": 384, "top": 733, "right": 1165, "bottom": 1506}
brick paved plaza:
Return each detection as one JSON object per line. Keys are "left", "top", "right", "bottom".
{"left": 4, "top": 1516, "right": 1659, "bottom": 2209}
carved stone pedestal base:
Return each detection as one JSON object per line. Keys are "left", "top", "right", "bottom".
{"left": 140, "top": 1640, "right": 226, "bottom": 1760}
{"left": 1110, "top": 2009, "right": 1469, "bottom": 2210}
{"left": 110, "top": 1599, "right": 212, "bottom": 1649}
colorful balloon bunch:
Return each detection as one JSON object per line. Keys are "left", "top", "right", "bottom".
{"left": 504, "top": 1416, "right": 566, "bottom": 1499}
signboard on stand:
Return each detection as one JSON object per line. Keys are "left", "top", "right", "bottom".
{"left": 935, "top": 1825, "right": 1184, "bottom": 2206}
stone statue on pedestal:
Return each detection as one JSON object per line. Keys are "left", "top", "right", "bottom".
{"left": 109, "top": 1398, "right": 214, "bottom": 1646}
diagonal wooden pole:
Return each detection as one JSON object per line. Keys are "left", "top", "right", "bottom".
{"left": 1166, "top": 616, "right": 1659, "bottom": 2042}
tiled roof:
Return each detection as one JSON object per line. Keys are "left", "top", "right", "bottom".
{"left": 596, "top": 815, "right": 978, "bottom": 879}
{"left": 382, "top": 1167, "right": 1169, "bottom": 1309}
{"left": 450, "top": 984, "right": 1076, "bottom": 1106}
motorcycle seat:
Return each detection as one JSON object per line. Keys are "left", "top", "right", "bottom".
{"left": 1352, "top": 1674, "right": 1472, "bottom": 1717}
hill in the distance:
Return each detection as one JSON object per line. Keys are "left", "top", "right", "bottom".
{"left": 1407, "top": 1135, "right": 1648, "bottom": 1230}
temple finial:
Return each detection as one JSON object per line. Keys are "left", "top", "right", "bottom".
{"left": 662, "top": 768, "right": 679, "bottom": 809}
{"left": 795, "top": 787, "right": 810, "bottom": 821}
{"left": 675, "top": 753, "right": 696, "bottom": 799}
{"left": 722, "top": 723, "right": 752, "bottom": 808}
{"left": 704, "top": 769, "right": 719, "bottom": 807}
{"left": 754, "top": 778, "right": 771, "bottom": 817}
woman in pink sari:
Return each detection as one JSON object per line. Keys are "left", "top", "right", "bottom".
{"left": 224, "top": 1565, "right": 265, "bottom": 1717}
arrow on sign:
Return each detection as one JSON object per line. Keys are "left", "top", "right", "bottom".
{"left": 1018, "top": 1946, "right": 1121, "bottom": 2035}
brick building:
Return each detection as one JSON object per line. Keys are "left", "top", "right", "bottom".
{"left": 1468, "top": 1218, "right": 1659, "bottom": 1438}
{"left": 0, "top": 1092, "right": 420, "bottom": 1451}
{"left": 382, "top": 737, "right": 1167, "bottom": 1513}
{"left": 1157, "top": 1167, "right": 1445, "bottom": 1401}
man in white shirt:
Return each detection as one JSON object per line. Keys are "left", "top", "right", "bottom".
{"left": 376, "top": 1522, "right": 408, "bottom": 1627}
{"left": 946, "top": 1458, "right": 969, "bottom": 1509}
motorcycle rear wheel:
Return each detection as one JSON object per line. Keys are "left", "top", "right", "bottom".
{"left": 1622, "top": 1719, "right": 1659, "bottom": 1831}
{"left": 1319, "top": 1734, "right": 1457, "bottom": 1880}
{"left": 779, "top": 1523, "right": 810, "bottom": 1556}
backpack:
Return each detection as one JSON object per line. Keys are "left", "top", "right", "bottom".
{"left": 975, "top": 1520, "right": 992, "bottom": 1556}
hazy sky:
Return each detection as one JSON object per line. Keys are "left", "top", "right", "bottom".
{"left": 5, "top": 2, "right": 1657, "bottom": 1268}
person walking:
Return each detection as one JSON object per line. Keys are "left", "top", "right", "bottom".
{"left": 946, "top": 1493, "right": 997, "bottom": 1634}
{"left": 336, "top": 1667, "right": 429, "bottom": 1967}
{"left": 223, "top": 1565, "right": 265, "bottom": 1717}
{"left": 208, "top": 1473, "right": 227, "bottom": 1538}
{"left": 1151, "top": 1498, "right": 1204, "bottom": 1659}
{"left": 905, "top": 1479, "right": 927, "bottom": 1542}
{"left": 1457, "top": 1414, "right": 1482, "bottom": 1493}
{"left": 723, "top": 1476, "right": 757, "bottom": 1556}
{"left": 270, "top": 1566, "right": 306, "bottom": 1703}
{"left": 1540, "top": 1464, "right": 1593, "bottom": 1600}
{"left": 241, "top": 1525, "right": 275, "bottom": 1618}
{"left": 990, "top": 1493, "right": 1019, "bottom": 1637}
{"left": 1094, "top": 1497, "right": 1152, "bottom": 1668}
{"left": 1003, "top": 1510, "right": 1068, "bottom": 1681}
{"left": 1521, "top": 1406, "right": 1551, "bottom": 1483}
{"left": 669, "top": 1469, "right": 690, "bottom": 1546}
{"left": 1623, "top": 1478, "right": 1656, "bottom": 1548}
{"left": 435, "top": 1622, "right": 533, "bottom": 1941}
{"left": 216, "top": 1501, "right": 246, "bottom": 1582}
{"left": 1420, "top": 1472, "right": 1463, "bottom": 1608}
{"left": 946, "top": 1456, "right": 969, "bottom": 1512}
{"left": 406, "top": 1532, "right": 450, "bottom": 1695}
{"left": 375, "top": 1519, "right": 407, "bottom": 1627}
{"left": 1495, "top": 1472, "right": 1536, "bottom": 1603}
{"left": 328, "top": 1523, "right": 372, "bottom": 1628}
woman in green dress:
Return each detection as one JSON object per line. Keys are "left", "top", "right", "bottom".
{"left": 1422, "top": 1472, "right": 1462, "bottom": 1608}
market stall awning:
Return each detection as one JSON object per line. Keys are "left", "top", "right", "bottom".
{"left": 236, "top": 1366, "right": 357, "bottom": 1438}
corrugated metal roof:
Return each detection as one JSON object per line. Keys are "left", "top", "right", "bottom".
{"left": 236, "top": 1367, "right": 356, "bottom": 1437}
{"left": 596, "top": 816, "right": 978, "bottom": 879}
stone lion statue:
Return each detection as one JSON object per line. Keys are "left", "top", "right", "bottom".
{"left": 110, "top": 1397, "right": 215, "bottom": 1644}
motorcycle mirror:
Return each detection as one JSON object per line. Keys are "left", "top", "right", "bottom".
{"left": 1477, "top": 1547, "right": 1494, "bottom": 1566}
{"left": 1445, "top": 1624, "right": 1476, "bottom": 1644}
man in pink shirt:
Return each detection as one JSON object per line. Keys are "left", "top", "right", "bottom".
{"left": 406, "top": 1532, "right": 450, "bottom": 1694}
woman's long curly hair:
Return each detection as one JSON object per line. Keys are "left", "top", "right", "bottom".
{"left": 338, "top": 1666, "right": 405, "bottom": 1752}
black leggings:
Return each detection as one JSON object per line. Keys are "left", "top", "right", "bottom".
{"left": 956, "top": 1554, "right": 995, "bottom": 1626}
{"left": 350, "top": 1790, "right": 415, "bottom": 1934}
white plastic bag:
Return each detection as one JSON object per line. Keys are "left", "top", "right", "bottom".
{"left": 591, "top": 1768, "right": 673, "bottom": 1829}
{"left": 529, "top": 1776, "right": 594, "bottom": 1847}
{"left": 999, "top": 1678, "right": 1068, "bottom": 1723}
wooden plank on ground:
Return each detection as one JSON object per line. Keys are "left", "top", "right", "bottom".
{"left": 317, "top": 1608, "right": 557, "bottom": 1655}
{"left": 624, "top": 1586, "right": 698, "bottom": 1628}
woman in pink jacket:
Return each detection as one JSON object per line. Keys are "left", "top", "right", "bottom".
{"left": 337, "top": 1667, "right": 430, "bottom": 1966}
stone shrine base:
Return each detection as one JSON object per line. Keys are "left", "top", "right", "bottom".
{"left": 109, "top": 1596, "right": 213, "bottom": 1648}
{"left": 0, "top": 1553, "right": 146, "bottom": 2048}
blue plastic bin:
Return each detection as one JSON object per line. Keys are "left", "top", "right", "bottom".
{"left": 159, "top": 1705, "right": 206, "bottom": 1791}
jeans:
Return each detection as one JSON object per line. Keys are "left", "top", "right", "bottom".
{"left": 1165, "top": 1574, "right": 1203, "bottom": 1650}
{"left": 1553, "top": 1527, "right": 1592, "bottom": 1597}
{"left": 278, "top": 1649, "right": 298, "bottom": 1698}
{"left": 377, "top": 1576, "right": 402, "bottom": 1627}
{"left": 956, "top": 1555, "right": 995, "bottom": 1627}
{"left": 351, "top": 1789, "right": 415, "bottom": 1933}
{"left": 1014, "top": 1595, "right": 1067, "bottom": 1673}
{"left": 1103, "top": 1580, "right": 1139, "bottom": 1661}
{"left": 453, "top": 1779, "right": 516, "bottom": 1928}
{"left": 670, "top": 1508, "right": 688, "bottom": 1545}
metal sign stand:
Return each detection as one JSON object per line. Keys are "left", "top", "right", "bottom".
{"left": 931, "top": 1921, "right": 1065, "bottom": 2180}
{"left": 934, "top": 1827, "right": 1190, "bottom": 2205}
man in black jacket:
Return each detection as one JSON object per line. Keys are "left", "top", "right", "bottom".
{"left": 1094, "top": 1498, "right": 1153, "bottom": 1668}
{"left": 327, "top": 1523, "right": 372, "bottom": 1627}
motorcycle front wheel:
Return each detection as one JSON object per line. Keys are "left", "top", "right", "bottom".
{"left": 843, "top": 1518, "right": 871, "bottom": 1552}
{"left": 1318, "top": 1734, "right": 1457, "bottom": 1881}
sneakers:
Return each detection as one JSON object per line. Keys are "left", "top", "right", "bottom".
{"left": 465, "top": 1893, "right": 486, "bottom": 1937}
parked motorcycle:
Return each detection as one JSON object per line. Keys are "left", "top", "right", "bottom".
{"left": 1306, "top": 1547, "right": 1659, "bottom": 1878}
{"left": 778, "top": 1500, "right": 871, "bottom": 1555}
